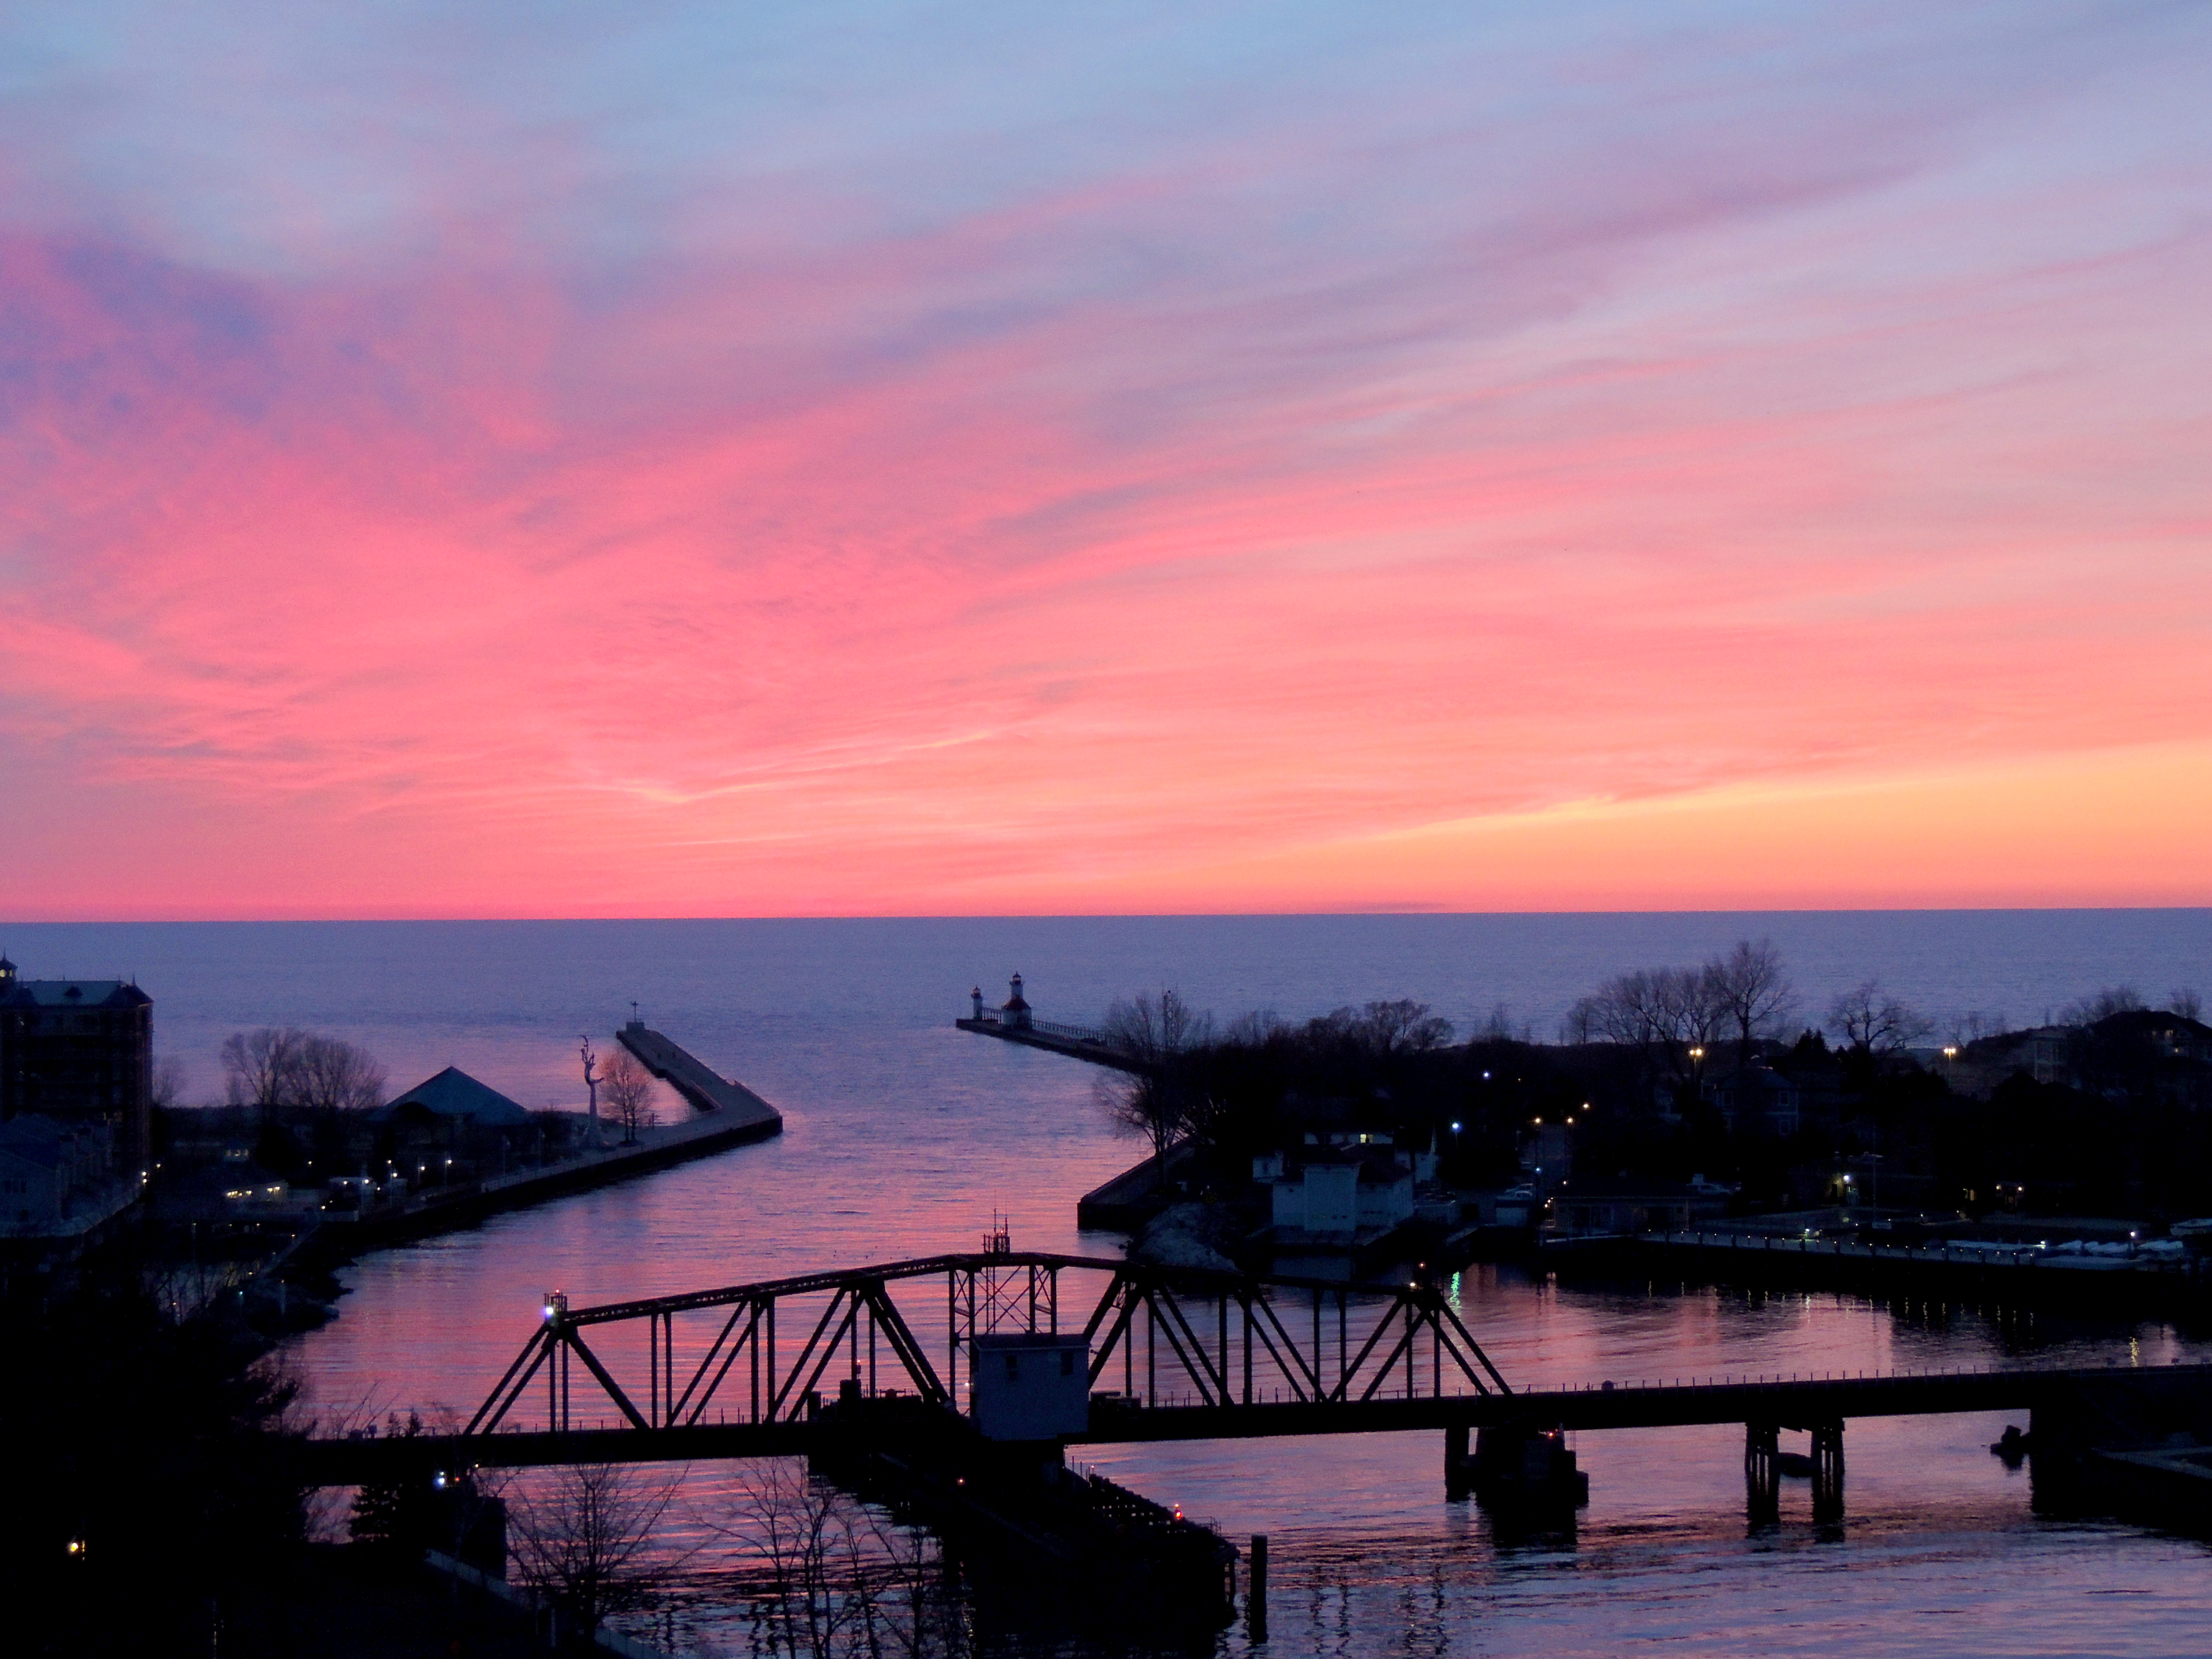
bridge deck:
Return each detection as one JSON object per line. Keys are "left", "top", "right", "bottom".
{"left": 299, "top": 1363, "right": 2212, "bottom": 1486}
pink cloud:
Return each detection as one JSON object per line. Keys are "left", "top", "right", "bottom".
{"left": 2, "top": 4, "right": 2210, "bottom": 916}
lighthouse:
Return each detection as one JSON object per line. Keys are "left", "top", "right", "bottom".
{"left": 1000, "top": 973, "right": 1033, "bottom": 1031}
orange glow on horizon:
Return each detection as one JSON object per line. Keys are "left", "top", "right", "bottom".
{"left": 2, "top": 10, "right": 2209, "bottom": 920}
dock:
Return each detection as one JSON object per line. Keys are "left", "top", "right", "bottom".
{"left": 1545, "top": 1227, "right": 2208, "bottom": 1315}
{"left": 615, "top": 1022, "right": 784, "bottom": 1134}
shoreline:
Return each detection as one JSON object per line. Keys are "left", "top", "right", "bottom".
{"left": 288, "top": 1107, "right": 782, "bottom": 1273}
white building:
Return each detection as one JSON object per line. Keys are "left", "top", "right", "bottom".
{"left": 1261, "top": 1150, "right": 1415, "bottom": 1240}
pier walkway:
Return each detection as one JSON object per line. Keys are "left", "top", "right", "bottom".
{"left": 955, "top": 974, "right": 1148, "bottom": 1072}
{"left": 615, "top": 1022, "right": 783, "bottom": 1134}
{"left": 954, "top": 1016, "right": 1146, "bottom": 1073}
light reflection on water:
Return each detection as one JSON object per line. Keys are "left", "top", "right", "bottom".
{"left": 16, "top": 913, "right": 2199, "bottom": 1654}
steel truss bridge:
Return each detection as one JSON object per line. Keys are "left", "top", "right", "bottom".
{"left": 296, "top": 1245, "right": 2212, "bottom": 1515}
{"left": 464, "top": 1248, "right": 1510, "bottom": 1441}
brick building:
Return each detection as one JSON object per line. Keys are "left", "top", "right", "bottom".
{"left": 0, "top": 955, "right": 153, "bottom": 1172}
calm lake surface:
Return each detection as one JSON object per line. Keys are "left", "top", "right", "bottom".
{"left": 13, "top": 911, "right": 2212, "bottom": 1655}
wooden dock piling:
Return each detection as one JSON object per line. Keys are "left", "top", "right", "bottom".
{"left": 1248, "top": 1534, "right": 1267, "bottom": 1643}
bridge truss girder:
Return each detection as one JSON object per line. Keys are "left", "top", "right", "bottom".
{"left": 462, "top": 1251, "right": 1511, "bottom": 1443}
{"left": 1080, "top": 1265, "right": 1511, "bottom": 1408}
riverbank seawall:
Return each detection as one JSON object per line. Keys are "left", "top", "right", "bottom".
{"left": 292, "top": 1105, "right": 780, "bottom": 1270}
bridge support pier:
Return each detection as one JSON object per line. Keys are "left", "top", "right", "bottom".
{"left": 1811, "top": 1420, "right": 1845, "bottom": 1523}
{"left": 1445, "top": 1424, "right": 1471, "bottom": 1500}
{"left": 1744, "top": 1422, "right": 1780, "bottom": 1526}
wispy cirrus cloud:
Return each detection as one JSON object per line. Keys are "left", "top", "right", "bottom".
{"left": 0, "top": 1, "right": 2207, "bottom": 916}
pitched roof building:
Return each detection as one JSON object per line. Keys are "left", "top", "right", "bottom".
{"left": 378, "top": 1066, "right": 534, "bottom": 1128}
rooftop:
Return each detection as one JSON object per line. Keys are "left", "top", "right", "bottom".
{"left": 378, "top": 1065, "right": 533, "bottom": 1127}
{"left": 0, "top": 978, "right": 151, "bottom": 1009}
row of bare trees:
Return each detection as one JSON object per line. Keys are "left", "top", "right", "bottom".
{"left": 1563, "top": 939, "right": 1796, "bottom": 1081}
{"left": 1565, "top": 941, "right": 1959, "bottom": 1073}
{"left": 219, "top": 1026, "right": 387, "bottom": 1117}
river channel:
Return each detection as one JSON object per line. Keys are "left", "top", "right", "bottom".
{"left": 17, "top": 913, "right": 2211, "bottom": 1654}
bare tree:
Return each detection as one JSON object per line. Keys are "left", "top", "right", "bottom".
{"left": 2063, "top": 985, "right": 2144, "bottom": 1025}
{"left": 1096, "top": 1070, "right": 1185, "bottom": 1182}
{"left": 221, "top": 1027, "right": 308, "bottom": 1118}
{"left": 151, "top": 1056, "right": 189, "bottom": 1111}
{"left": 1574, "top": 965, "right": 1724, "bottom": 1087}
{"left": 1827, "top": 981, "right": 1934, "bottom": 1055}
{"left": 731, "top": 1463, "right": 964, "bottom": 1659}
{"left": 2171, "top": 988, "right": 2205, "bottom": 1022}
{"left": 1709, "top": 938, "right": 1795, "bottom": 1060}
{"left": 1948, "top": 1010, "right": 2009, "bottom": 1047}
{"left": 735, "top": 1463, "right": 874, "bottom": 1659}
{"left": 1098, "top": 990, "right": 1211, "bottom": 1178}
{"left": 1654, "top": 965, "right": 1729, "bottom": 1061}
{"left": 293, "top": 1034, "right": 386, "bottom": 1114}
{"left": 506, "top": 1462, "right": 686, "bottom": 1639}
{"left": 1577, "top": 969, "right": 1665, "bottom": 1050}
{"left": 601, "top": 1047, "right": 659, "bottom": 1145}
{"left": 1352, "top": 998, "right": 1455, "bottom": 1056}
{"left": 1103, "top": 987, "right": 1211, "bottom": 1066}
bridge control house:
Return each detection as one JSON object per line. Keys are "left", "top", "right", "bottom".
{"left": 971, "top": 1332, "right": 1091, "bottom": 1439}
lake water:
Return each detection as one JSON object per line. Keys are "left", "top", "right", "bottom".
{"left": 10, "top": 911, "right": 2212, "bottom": 1654}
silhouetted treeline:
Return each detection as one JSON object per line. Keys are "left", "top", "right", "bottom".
{"left": 1100, "top": 952, "right": 2212, "bottom": 1219}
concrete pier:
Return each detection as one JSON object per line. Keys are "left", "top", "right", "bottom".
{"left": 955, "top": 1015, "right": 1147, "bottom": 1073}
{"left": 615, "top": 1023, "right": 783, "bottom": 1135}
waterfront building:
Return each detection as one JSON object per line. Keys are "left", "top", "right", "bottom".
{"left": 370, "top": 1066, "right": 537, "bottom": 1177}
{"left": 1707, "top": 1061, "right": 1803, "bottom": 1134}
{"left": 1543, "top": 1174, "right": 1731, "bottom": 1238}
{"left": 1261, "top": 1147, "right": 1415, "bottom": 1239}
{"left": 999, "top": 973, "right": 1033, "bottom": 1030}
{"left": 379, "top": 1066, "right": 535, "bottom": 1130}
{"left": 0, "top": 955, "right": 153, "bottom": 1171}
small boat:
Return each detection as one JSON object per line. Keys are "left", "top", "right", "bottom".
{"left": 1773, "top": 1451, "right": 1817, "bottom": 1479}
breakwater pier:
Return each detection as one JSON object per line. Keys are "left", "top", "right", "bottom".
{"left": 956, "top": 974, "right": 1146, "bottom": 1072}
{"left": 289, "top": 1028, "right": 781, "bottom": 1270}
{"left": 616, "top": 1021, "right": 784, "bottom": 1133}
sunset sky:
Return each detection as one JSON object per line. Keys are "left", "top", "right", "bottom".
{"left": 3, "top": 1, "right": 2208, "bottom": 918}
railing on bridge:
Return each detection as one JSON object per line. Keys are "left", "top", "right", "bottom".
{"left": 464, "top": 1249, "right": 1511, "bottom": 1440}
